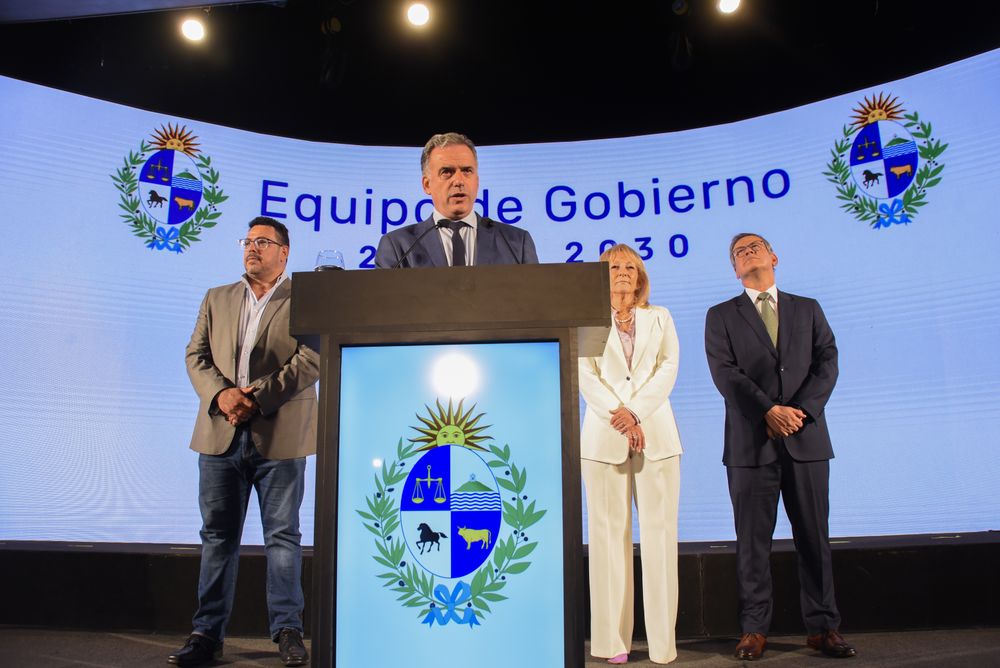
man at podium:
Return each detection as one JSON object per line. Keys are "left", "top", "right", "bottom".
{"left": 374, "top": 132, "right": 539, "bottom": 268}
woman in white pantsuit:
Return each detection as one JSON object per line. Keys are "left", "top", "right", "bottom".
{"left": 580, "top": 244, "right": 683, "bottom": 665}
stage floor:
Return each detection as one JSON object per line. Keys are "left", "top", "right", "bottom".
{"left": 1, "top": 627, "right": 998, "bottom": 666}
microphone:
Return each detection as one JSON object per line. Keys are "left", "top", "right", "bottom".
{"left": 486, "top": 217, "right": 521, "bottom": 264}
{"left": 392, "top": 220, "right": 446, "bottom": 268}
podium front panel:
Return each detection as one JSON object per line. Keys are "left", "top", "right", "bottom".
{"left": 332, "top": 341, "right": 567, "bottom": 666}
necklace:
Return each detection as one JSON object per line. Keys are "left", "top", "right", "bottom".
{"left": 614, "top": 309, "right": 634, "bottom": 325}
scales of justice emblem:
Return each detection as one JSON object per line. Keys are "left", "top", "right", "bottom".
{"left": 357, "top": 399, "right": 547, "bottom": 628}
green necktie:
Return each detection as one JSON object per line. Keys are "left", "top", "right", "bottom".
{"left": 756, "top": 293, "right": 778, "bottom": 347}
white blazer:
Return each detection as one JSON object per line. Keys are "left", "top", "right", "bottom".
{"left": 579, "top": 305, "right": 683, "bottom": 464}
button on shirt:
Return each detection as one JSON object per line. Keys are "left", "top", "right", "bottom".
{"left": 434, "top": 209, "right": 478, "bottom": 266}
{"left": 236, "top": 273, "right": 287, "bottom": 388}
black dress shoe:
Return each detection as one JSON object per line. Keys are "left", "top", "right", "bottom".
{"left": 278, "top": 628, "right": 309, "bottom": 667}
{"left": 167, "top": 633, "right": 222, "bottom": 666}
{"left": 807, "top": 629, "right": 857, "bottom": 658}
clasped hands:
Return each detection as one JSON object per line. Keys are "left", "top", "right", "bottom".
{"left": 609, "top": 406, "right": 645, "bottom": 452}
{"left": 217, "top": 387, "right": 259, "bottom": 426}
{"left": 764, "top": 404, "right": 807, "bottom": 439}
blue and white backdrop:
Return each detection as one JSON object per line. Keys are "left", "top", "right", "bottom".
{"left": 2, "top": 49, "right": 999, "bottom": 545}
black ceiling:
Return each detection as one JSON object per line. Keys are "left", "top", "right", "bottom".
{"left": 2, "top": 0, "right": 999, "bottom": 146}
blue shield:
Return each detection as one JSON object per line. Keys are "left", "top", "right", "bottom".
{"left": 400, "top": 445, "right": 502, "bottom": 579}
{"left": 138, "top": 149, "right": 203, "bottom": 225}
{"left": 849, "top": 120, "right": 918, "bottom": 199}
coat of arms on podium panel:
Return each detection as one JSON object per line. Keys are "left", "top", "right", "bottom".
{"left": 824, "top": 93, "right": 947, "bottom": 229}
{"left": 357, "top": 398, "right": 546, "bottom": 628}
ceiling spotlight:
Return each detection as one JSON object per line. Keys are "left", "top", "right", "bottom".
{"left": 718, "top": 0, "right": 741, "bottom": 14}
{"left": 407, "top": 3, "right": 430, "bottom": 27}
{"left": 181, "top": 18, "right": 205, "bottom": 41}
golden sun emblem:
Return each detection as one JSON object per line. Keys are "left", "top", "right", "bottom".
{"left": 150, "top": 123, "right": 201, "bottom": 157}
{"left": 850, "top": 93, "right": 905, "bottom": 128}
{"left": 410, "top": 398, "right": 492, "bottom": 451}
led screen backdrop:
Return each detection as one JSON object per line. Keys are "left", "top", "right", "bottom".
{"left": 1, "top": 49, "right": 999, "bottom": 545}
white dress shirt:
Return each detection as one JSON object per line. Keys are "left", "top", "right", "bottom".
{"left": 432, "top": 208, "right": 478, "bottom": 266}
{"left": 236, "top": 273, "right": 287, "bottom": 388}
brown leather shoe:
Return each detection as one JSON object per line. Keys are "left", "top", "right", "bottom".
{"left": 735, "top": 632, "right": 767, "bottom": 660}
{"left": 807, "top": 629, "right": 857, "bottom": 658}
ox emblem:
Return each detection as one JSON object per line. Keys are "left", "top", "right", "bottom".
{"left": 357, "top": 399, "right": 546, "bottom": 628}
{"left": 111, "top": 124, "right": 227, "bottom": 253}
{"left": 825, "top": 93, "right": 947, "bottom": 229}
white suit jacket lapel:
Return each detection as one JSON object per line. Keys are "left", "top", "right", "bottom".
{"left": 629, "top": 307, "right": 656, "bottom": 372}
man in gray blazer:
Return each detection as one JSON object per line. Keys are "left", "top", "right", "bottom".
{"left": 374, "top": 132, "right": 538, "bottom": 268}
{"left": 168, "top": 216, "right": 319, "bottom": 667}
{"left": 704, "top": 233, "right": 856, "bottom": 661}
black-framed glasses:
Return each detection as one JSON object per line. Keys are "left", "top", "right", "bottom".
{"left": 238, "top": 237, "right": 285, "bottom": 251}
{"left": 732, "top": 241, "right": 767, "bottom": 260}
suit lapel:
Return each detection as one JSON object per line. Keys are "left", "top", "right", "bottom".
{"left": 630, "top": 307, "right": 655, "bottom": 371}
{"left": 415, "top": 216, "right": 448, "bottom": 268}
{"left": 252, "top": 278, "right": 289, "bottom": 349}
{"left": 601, "top": 315, "right": 626, "bottom": 373}
{"left": 475, "top": 214, "right": 498, "bottom": 265}
{"left": 776, "top": 291, "right": 795, "bottom": 360}
{"left": 735, "top": 293, "right": 778, "bottom": 358}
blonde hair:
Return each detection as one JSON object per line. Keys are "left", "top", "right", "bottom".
{"left": 599, "top": 243, "right": 651, "bottom": 308}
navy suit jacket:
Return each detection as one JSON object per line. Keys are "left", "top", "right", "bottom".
{"left": 373, "top": 214, "right": 539, "bottom": 268}
{"left": 705, "top": 290, "right": 838, "bottom": 467}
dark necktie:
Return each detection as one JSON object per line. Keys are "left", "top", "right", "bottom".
{"left": 442, "top": 219, "right": 467, "bottom": 266}
{"left": 756, "top": 292, "right": 778, "bottom": 347}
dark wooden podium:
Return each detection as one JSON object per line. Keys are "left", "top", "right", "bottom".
{"left": 291, "top": 262, "right": 609, "bottom": 667}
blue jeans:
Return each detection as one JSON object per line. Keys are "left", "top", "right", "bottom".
{"left": 193, "top": 427, "right": 306, "bottom": 642}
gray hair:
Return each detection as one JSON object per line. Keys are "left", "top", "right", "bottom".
{"left": 729, "top": 232, "right": 772, "bottom": 265}
{"left": 420, "top": 132, "right": 478, "bottom": 174}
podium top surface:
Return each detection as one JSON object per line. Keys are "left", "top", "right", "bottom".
{"left": 290, "top": 262, "right": 610, "bottom": 338}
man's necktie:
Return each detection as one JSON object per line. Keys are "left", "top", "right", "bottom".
{"left": 443, "top": 220, "right": 467, "bottom": 266}
{"left": 757, "top": 293, "right": 778, "bottom": 347}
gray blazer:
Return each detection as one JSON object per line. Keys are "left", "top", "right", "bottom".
{"left": 185, "top": 278, "right": 319, "bottom": 460}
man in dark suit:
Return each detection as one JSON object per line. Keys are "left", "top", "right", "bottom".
{"left": 374, "top": 132, "right": 538, "bottom": 268}
{"left": 704, "top": 233, "right": 856, "bottom": 661}
{"left": 168, "top": 217, "right": 319, "bottom": 667}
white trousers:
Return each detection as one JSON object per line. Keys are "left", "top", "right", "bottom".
{"left": 582, "top": 454, "right": 680, "bottom": 664}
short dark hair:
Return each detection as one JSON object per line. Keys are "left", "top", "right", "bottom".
{"left": 420, "top": 132, "right": 477, "bottom": 174}
{"left": 729, "top": 232, "right": 772, "bottom": 265}
{"left": 248, "top": 216, "right": 289, "bottom": 246}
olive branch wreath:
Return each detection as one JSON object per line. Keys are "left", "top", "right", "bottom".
{"left": 110, "top": 141, "right": 228, "bottom": 251}
{"left": 823, "top": 110, "right": 946, "bottom": 228}
{"left": 357, "top": 439, "right": 546, "bottom": 622}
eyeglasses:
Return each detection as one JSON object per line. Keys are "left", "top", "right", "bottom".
{"left": 732, "top": 241, "right": 768, "bottom": 260}
{"left": 238, "top": 237, "right": 285, "bottom": 251}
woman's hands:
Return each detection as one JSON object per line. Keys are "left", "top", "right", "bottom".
{"left": 609, "top": 406, "right": 638, "bottom": 433}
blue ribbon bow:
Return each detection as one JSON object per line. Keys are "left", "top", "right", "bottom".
{"left": 146, "top": 226, "right": 183, "bottom": 253}
{"left": 875, "top": 198, "right": 911, "bottom": 229}
{"left": 422, "top": 581, "right": 480, "bottom": 629}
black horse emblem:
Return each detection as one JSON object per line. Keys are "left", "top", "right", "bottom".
{"left": 147, "top": 189, "right": 167, "bottom": 207}
{"left": 416, "top": 522, "right": 447, "bottom": 554}
{"left": 862, "top": 169, "right": 882, "bottom": 188}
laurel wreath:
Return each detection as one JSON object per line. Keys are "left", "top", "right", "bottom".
{"left": 823, "top": 110, "right": 947, "bottom": 228}
{"left": 357, "top": 439, "right": 546, "bottom": 622}
{"left": 110, "top": 141, "right": 228, "bottom": 252}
